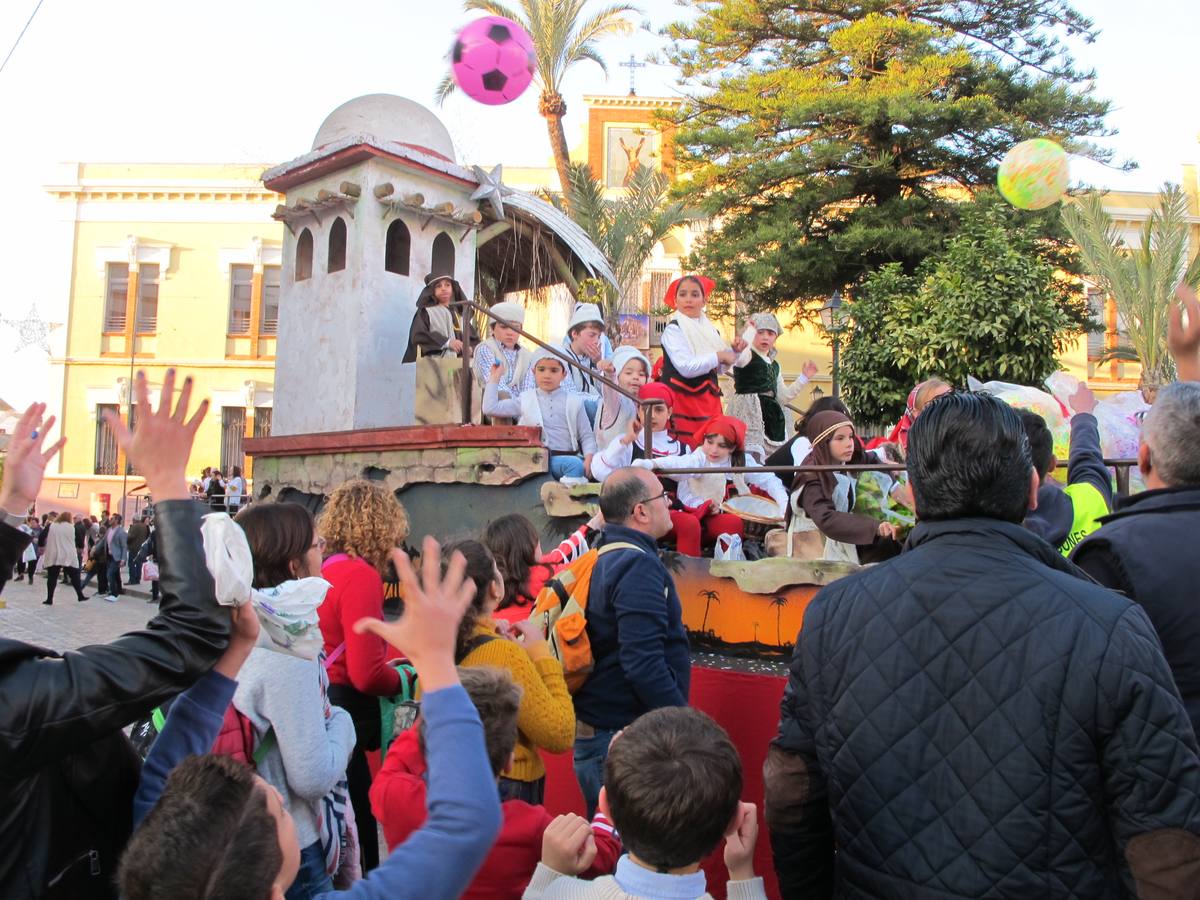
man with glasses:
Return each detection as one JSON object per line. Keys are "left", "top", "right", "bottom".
{"left": 570, "top": 467, "right": 690, "bottom": 818}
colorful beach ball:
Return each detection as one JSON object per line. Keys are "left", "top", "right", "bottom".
{"left": 998, "top": 139, "right": 1070, "bottom": 210}
{"left": 451, "top": 16, "right": 537, "bottom": 106}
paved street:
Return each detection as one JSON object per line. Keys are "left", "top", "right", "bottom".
{"left": 0, "top": 574, "right": 155, "bottom": 651}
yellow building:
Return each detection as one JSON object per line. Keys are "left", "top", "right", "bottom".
{"left": 39, "top": 163, "right": 284, "bottom": 517}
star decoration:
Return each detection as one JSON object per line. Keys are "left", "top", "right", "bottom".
{"left": 2, "top": 305, "right": 60, "bottom": 355}
{"left": 470, "top": 164, "right": 508, "bottom": 220}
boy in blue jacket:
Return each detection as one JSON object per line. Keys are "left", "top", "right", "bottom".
{"left": 1021, "top": 383, "right": 1113, "bottom": 555}
{"left": 118, "top": 539, "right": 503, "bottom": 900}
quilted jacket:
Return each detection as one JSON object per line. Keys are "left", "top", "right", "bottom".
{"left": 765, "top": 517, "right": 1200, "bottom": 899}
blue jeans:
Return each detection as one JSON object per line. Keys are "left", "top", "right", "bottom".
{"left": 582, "top": 396, "right": 600, "bottom": 426}
{"left": 573, "top": 727, "right": 619, "bottom": 820}
{"left": 285, "top": 839, "right": 333, "bottom": 900}
{"left": 105, "top": 558, "right": 124, "bottom": 596}
{"left": 549, "top": 454, "right": 586, "bottom": 479}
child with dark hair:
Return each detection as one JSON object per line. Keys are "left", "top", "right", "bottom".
{"left": 762, "top": 396, "right": 852, "bottom": 469}
{"left": 483, "top": 513, "right": 597, "bottom": 626}
{"left": 402, "top": 272, "right": 478, "bottom": 362}
{"left": 372, "top": 667, "right": 620, "bottom": 899}
{"left": 118, "top": 538, "right": 504, "bottom": 900}
{"left": 524, "top": 706, "right": 766, "bottom": 899}
{"left": 436, "top": 539, "right": 575, "bottom": 804}
{"left": 1021, "top": 383, "right": 1112, "bottom": 555}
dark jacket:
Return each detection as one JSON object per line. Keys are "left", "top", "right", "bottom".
{"left": 73, "top": 521, "right": 87, "bottom": 551}
{"left": 1072, "top": 485, "right": 1200, "bottom": 737}
{"left": 1025, "top": 412, "right": 1113, "bottom": 554}
{"left": 572, "top": 524, "right": 690, "bottom": 731}
{"left": 401, "top": 276, "right": 478, "bottom": 363}
{"left": 765, "top": 517, "right": 1200, "bottom": 900}
{"left": 126, "top": 521, "right": 149, "bottom": 555}
{"left": 0, "top": 501, "right": 230, "bottom": 899}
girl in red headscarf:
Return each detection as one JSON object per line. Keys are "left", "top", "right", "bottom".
{"left": 591, "top": 384, "right": 702, "bottom": 556}
{"left": 657, "top": 275, "right": 747, "bottom": 448}
{"left": 645, "top": 413, "right": 788, "bottom": 550}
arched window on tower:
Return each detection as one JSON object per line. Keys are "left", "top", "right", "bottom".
{"left": 385, "top": 219, "right": 411, "bottom": 275}
{"left": 431, "top": 232, "right": 454, "bottom": 275}
{"left": 295, "top": 228, "right": 313, "bottom": 281}
{"left": 327, "top": 217, "right": 347, "bottom": 272}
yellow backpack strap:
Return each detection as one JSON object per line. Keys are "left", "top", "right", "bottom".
{"left": 596, "top": 542, "right": 643, "bottom": 557}
{"left": 574, "top": 542, "right": 644, "bottom": 609}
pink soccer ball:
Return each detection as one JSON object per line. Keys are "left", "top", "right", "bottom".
{"left": 451, "top": 16, "right": 537, "bottom": 106}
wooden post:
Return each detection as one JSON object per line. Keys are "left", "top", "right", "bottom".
{"left": 1106, "top": 296, "right": 1120, "bottom": 380}
{"left": 123, "top": 263, "right": 140, "bottom": 356}
{"left": 1114, "top": 462, "right": 1130, "bottom": 497}
{"left": 249, "top": 267, "right": 264, "bottom": 359}
{"left": 461, "top": 308, "right": 474, "bottom": 426}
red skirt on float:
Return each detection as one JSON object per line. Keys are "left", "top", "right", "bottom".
{"left": 661, "top": 375, "right": 722, "bottom": 449}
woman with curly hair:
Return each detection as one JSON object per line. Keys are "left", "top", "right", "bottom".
{"left": 316, "top": 479, "right": 409, "bottom": 872}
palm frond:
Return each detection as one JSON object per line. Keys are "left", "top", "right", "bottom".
{"left": 462, "top": 0, "right": 523, "bottom": 22}
{"left": 433, "top": 72, "right": 457, "bottom": 106}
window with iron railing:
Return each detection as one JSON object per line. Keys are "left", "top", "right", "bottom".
{"left": 229, "top": 264, "right": 253, "bottom": 335}
{"left": 221, "top": 407, "right": 246, "bottom": 473}
{"left": 136, "top": 265, "right": 159, "bottom": 332}
{"left": 254, "top": 406, "right": 272, "bottom": 437}
{"left": 104, "top": 264, "right": 128, "bottom": 331}
{"left": 261, "top": 266, "right": 280, "bottom": 335}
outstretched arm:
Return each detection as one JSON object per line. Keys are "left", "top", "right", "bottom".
{"left": 1170, "top": 283, "right": 1200, "bottom": 382}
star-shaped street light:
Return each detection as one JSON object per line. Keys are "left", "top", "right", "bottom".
{"left": 1, "top": 305, "right": 60, "bottom": 355}
{"left": 470, "top": 164, "right": 507, "bottom": 220}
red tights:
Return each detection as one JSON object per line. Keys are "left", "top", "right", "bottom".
{"left": 666, "top": 509, "right": 744, "bottom": 557}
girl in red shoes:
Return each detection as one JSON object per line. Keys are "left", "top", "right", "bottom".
{"left": 656, "top": 275, "right": 746, "bottom": 448}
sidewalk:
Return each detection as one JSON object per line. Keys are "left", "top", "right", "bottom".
{"left": 0, "top": 572, "right": 158, "bottom": 651}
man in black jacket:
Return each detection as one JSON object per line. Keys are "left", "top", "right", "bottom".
{"left": 0, "top": 372, "right": 230, "bottom": 899}
{"left": 1073, "top": 380, "right": 1200, "bottom": 737}
{"left": 572, "top": 467, "right": 690, "bottom": 819}
{"left": 765, "top": 391, "right": 1200, "bottom": 899}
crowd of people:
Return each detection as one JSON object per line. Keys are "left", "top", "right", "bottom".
{"left": 0, "top": 283, "right": 1198, "bottom": 899}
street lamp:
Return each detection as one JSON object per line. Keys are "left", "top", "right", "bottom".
{"left": 818, "top": 290, "right": 847, "bottom": 399}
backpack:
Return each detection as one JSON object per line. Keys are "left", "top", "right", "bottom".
{"left": 529, "top": 542, "right": 642, "bottom": 693}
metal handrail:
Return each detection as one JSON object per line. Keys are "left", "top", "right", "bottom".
{"left": 455, "top": 299, "right": 655, "bottom": 453}
{"left": 645, "top": 459, "right": 1140, "bottom": 496}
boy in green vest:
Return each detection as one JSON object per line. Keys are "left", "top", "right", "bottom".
{"left": 1022, "top": 384, "right": 1113, "bottom": 555}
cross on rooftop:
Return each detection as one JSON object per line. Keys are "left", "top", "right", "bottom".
{"left": 619, "top": 54, "right": 646, "bottom": 96}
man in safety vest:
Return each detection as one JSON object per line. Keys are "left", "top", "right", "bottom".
{"left": 1021, "top": 383, "right": 1112, "bottom": 555}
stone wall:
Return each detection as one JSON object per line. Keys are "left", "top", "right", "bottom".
{"left": 251, "top": 444, "right": 545, "bottom": 499}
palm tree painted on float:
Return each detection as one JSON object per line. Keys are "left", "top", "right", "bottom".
{"left": 697, "top": 588, "right": 721, "bottom": 634}
{"left": 770, "top": 595, "right": 789, "bottom": 647}
{"left": 436, "top": 0, "right": 639, "bottom": 213}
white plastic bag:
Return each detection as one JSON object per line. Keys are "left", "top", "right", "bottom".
{"left": 714, "top": 533, "right": 745, "bottom": 561}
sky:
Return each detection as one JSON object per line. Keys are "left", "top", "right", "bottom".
{"left": 0, "top": 0, "right": 1197, "bottom": 402}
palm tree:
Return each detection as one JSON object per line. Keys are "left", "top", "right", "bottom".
{"left": 697, "top": 588, "right": 720, "bottom": 633}
{"left": 1061, "top": 183, "right": 1200, "bottom": 401}
{"left": 436, "top": 0, "right": 639, "bottom": 211}
{"left": 770, "top": 595, "right": 789, "bottom": 647}
{"left": 563, "top": 160, "right": 688, "bottom": 333}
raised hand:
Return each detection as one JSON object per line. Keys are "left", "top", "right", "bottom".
{"left": 103, "top": 370, "right": 208, "bottom": 502}
{"left": 489, "top": 362, "right": 504, "bottom": 384}
{"left": 723, "top": 801, "right": 759, "bottom": 881}
{"left": 1170, "top": 283, "right": 1200, "bottom": 382}
{"left": 731, "top": 337, "right": 749, "bottom": 353}
{"left": 541, "top": 813, "right": 597, "bottom": 875}
{"left": 213, "top": 602, "right": 260, "bottom": 680}
{"left": 0, "top": 403, "right": 67, "bottom": 514}
{"left": 353, "top": 538, "right": 474, "bottom": 692}
{"left": 1069, "top": 383, "right": 1097, "bottom": 416}
{"left": 802, "top": 359, "right": 820, "bottom": 380}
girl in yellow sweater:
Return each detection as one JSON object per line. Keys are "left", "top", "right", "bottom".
{"left": 447, "top": 539, "right": 575, "bottom": 804}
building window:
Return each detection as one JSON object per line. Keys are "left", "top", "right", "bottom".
{"left": 296, "top": 228, "right": 313, "bottom": 281}
{"left": 104, "top": 264, "right": 128, "bottom": 332}
{"left": 221, "top": 407, "right": 246, "bottom": 473}
{"left": 1087, "top": 288, "right": 1131, "bottom": 362}
{"left": 328, "top": 217, "right": 347, "bottom": 272}
{"left": 261, "top": 266, "right": 280, "bottom": 335}
{"left": 385, "top": 219, "right": 411, "bottom": 275}
{"left": 95, "top": 404, "right": 119, "bottom": 475}
{"left": 649, "top": 271, "right": 672, "bottom": 311}
{"left": 229, "top": 264, "right": 253, "bottom": 334}
{"left": 136, "top": 264, "right": 159, "bottom": 332}
{"left": 432, "top": 232, "right": 454, "bottom": 275}
{"left": 253, "top": 406, "right": 272, "bottom": 437}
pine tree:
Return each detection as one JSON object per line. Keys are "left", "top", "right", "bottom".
{"left": 663, "top": 0, "right": 1115, "bottom": 316}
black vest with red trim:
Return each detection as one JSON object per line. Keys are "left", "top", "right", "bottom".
{"left": 659, "top": 321, "right": 720, "bottom": 398}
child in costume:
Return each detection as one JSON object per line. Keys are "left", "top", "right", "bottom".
{"left": 791, "top": 410, "right": 901, "bottom": 564}
{"left": 529, "top": 302, "right": 607, "bottom": 397}
{"left": 593, "top": 345, "right": 651, "bottom": 449}
{"left": 484, "top": 347, "right": 598, "bottom": 480}
{"left": 402, "top": 271, "right": 479, "bottom": 362}
{"left": 657, "top": 275, "right": 746, "bottom": 447}
{"left": 728, "top": 312, "right": 819, "bottom": 460}
{"left": 642, "top": 414, "right": 788, "bottom": 549}
{"left": 474, "top": 301, "right": 532, "bottom": 401}
{"left": 592, "top": 383, "right": 702, "bottom": 556}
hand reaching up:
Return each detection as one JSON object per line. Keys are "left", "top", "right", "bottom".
{"left": 1069, "top": 383, "right": 1097, "bottom": 416}
{"left": 103, "top": 370, "right": 208, "bottom": 502}
{"left": 213, "top": 602, "right": 260, "bottom": 680}
{"left": 541, "top": 814, "right": 597, "bottom": 875}
{"left": 1170, "top": 283, "right": 1200, "bottom": 382}
{"left": 0, "top": 403, "right": 66, "bottom": 514}
{"left": 802, "top": 359, "right": 820, "bottom": 380}
{"left": 723, "top": 801, "right": 759, "bottom": 882}
{"left": 353, "top": 538, "right": 474, "bottom": 692}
